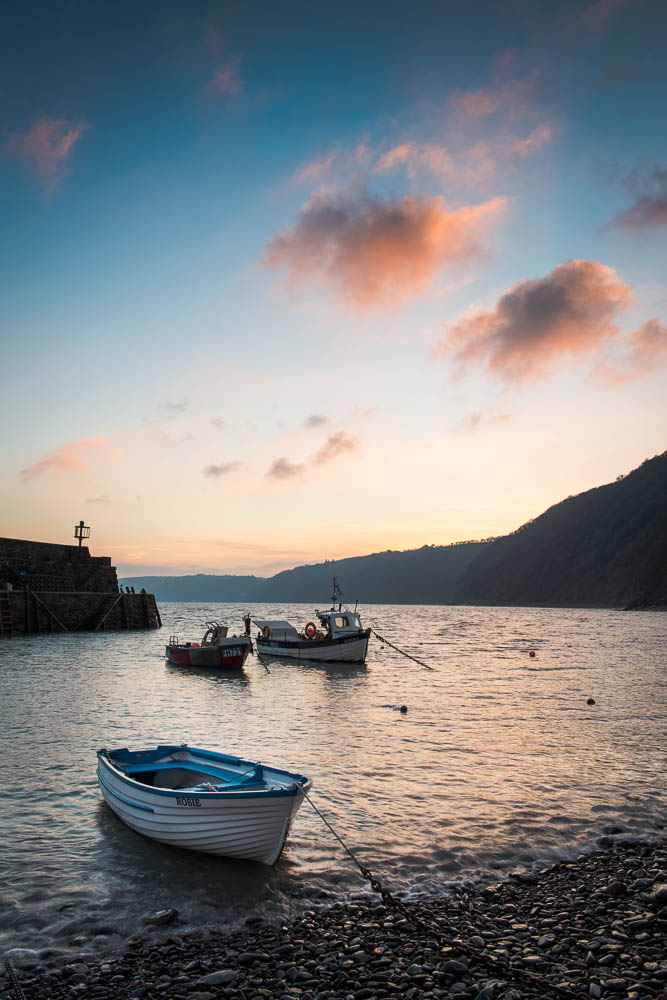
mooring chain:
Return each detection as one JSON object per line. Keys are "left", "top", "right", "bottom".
{"left": 305, "top": 791, "right": 584, "bottom": 1000}
{"left": 4, "top": 960, "right": 28, "bottom": 1000}
{"left": 370, "top": 628, "right": 434, "bottom": 671}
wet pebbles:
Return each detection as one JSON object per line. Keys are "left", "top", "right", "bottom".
{"left": 3, "top": 838, "right": 666, "bottom": 1000}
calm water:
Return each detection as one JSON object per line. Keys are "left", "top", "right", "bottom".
{"left": 1, "top": 603, "right": 666, "bottom": 961}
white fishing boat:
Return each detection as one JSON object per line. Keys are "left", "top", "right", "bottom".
{"left": 97, "top": 744, "right": 311, "bottom": 865}
{"left": 254, "top": 578, "right": 370, "bottom": 663}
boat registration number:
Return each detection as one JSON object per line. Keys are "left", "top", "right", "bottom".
{"left": 175, "top": 797, "right": 201, "bottom": 807}
{"left": 223, "top": 647, "right": 241, "bottom": 657}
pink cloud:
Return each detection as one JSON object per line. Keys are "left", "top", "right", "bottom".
{"left": 267, "top": 457, "right": 306, "bottom": 480}
{"left": 579, "top": 0, "right": 635, "bottom": 30}
{"left": 202, "top": 461, "right": 241, "bottom": 477}
{"left": 606, "top": 166, "right": 667, "bottom": 230}
{"left": 8, "top": 116, "right": 89, "bottom": 192}
{"left": 208, "top": 59, "right": 242, "bottom": 96}
{"left": 264, "top": 190, "right": 505, "bottom": 311}
{"left": 433, "top": 259, "right": 633, "bottom": 381}
{"left": 313, "top": 431, "right": 359, "bottom": 465}
{"left": 457, "top": 410, "right": 513, "bottom": 433}
{"left": 596, "top": 318, "right": 667, "bottom": 383}
{"left": 374, "top": 126, "right": 551, "bottom": 186}
{"left": 291, "top": 141, "right": 371, "bottom": 186}
{"left": 448, "top": 72, "right": 538, "bottom": 121}
{"left": 20, "top": 437, "right": 116, "bottom": 482}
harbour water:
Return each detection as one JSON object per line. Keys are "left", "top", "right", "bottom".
{"left": 1, "top": 603, "right": 666, "bottom": 961}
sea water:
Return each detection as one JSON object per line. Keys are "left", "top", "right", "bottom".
{"left": 1, "top": 603, "right": 665, "bottom": 958}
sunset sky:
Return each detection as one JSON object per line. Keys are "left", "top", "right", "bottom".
{"left": 2, "top": 0, "right": 666, "bottom": 577}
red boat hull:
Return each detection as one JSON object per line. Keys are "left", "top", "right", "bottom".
{"left": 165, "top": 639, "right": 252, "bottom": 669}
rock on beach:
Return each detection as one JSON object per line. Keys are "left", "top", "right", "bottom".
{"left": 3, "top": 837, "right": 667, "bottom": 1000}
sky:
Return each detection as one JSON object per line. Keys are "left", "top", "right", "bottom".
{"left": 1, "top": 0, "right": 666, "bottom": 577}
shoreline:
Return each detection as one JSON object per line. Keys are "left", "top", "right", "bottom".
{"left": 4, "top": 836, "right": 666, "bottom": 1000}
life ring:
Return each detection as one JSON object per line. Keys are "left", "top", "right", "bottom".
{"left": 262, "top": 625, "right": 271, "bottom": 639}
{"left": 304, "top": 621, "right": 317, "bottom": 639}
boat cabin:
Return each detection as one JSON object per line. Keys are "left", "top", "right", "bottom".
{"left": 315, "top": 609, "right": 363, "bottom": 637}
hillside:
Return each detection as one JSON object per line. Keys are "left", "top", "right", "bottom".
{"left": 258, "top": 542, "right": 488, "bottom": 604}
{"left": 453, "top": 451, "right": 667, "bottom": 608}
{"left": 120, "top": 452, "right": 667, "bottom": 609}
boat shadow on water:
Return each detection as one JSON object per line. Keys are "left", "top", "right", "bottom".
{"left": 164, "top": 661, "right": 251, "bottom": 686}
{"left": 256, "top": 653, "right": 368, "bottom": 677}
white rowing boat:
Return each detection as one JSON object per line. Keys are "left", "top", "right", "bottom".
{"left": 97, "top": 743, "right": 311, "bottom": 864}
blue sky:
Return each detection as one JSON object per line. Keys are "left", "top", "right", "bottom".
{"left": 1, "top": 0, "right": 666, "bottom": 575}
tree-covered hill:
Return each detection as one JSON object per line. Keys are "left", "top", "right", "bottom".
{"left": 452, "top": 451, "right": 667, "bottom": 608}
{"left": 117, "top": 574, "right": 265, "bottom": 602}
{"left": 120, "top": 452, "right": 666, "bottom": 609}
{"left": 257, "top": 542, "right": 489, "bottom": 604}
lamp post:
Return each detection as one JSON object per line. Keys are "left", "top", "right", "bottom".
{"left": 74, "top": 520, "right": 90, "bottom": 548}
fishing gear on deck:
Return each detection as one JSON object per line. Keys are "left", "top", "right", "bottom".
{"left": 370, "top": 627, "right": 434, "bottom": 670}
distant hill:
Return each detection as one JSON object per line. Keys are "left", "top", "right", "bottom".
{"left": 120, "top": 451, "right": 667, "bottom": 609}
{"left": 258, "top": 542, "right": 488, "bottom": 604}
{"left": 452, "top": 451, "right": 667, "bottom": 608}
{"left": 118, "top": 574, "right": 265, "bottom": 602}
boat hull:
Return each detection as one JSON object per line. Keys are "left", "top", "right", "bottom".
{"left": 97, "top": 746, "right": 310, "bottom": 865}
{"left": 165, "top": 639, "right": 251, "bottom": 669}
{"left": 256, "top": 629, "right": 369, "bottom": 663}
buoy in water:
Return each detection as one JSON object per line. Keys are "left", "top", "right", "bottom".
{"left": 529, "top": 650, "right": 536, "bottom": 657}
{"left": 587, "top": 697, "right": 596, "bottom": 705}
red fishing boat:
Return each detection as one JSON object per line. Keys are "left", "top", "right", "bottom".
{"left": 165, "top": 621, "right": 252, "bottom": 669}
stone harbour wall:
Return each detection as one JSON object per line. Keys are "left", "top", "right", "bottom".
{"left": 4, "top": 589, "right": 161, "bottom": 634}
{"left": 0, "top": 536, "right": 119, "bottom": 594}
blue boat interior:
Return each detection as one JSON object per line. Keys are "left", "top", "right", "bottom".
{"left": 119, "top": 760, "right": 266, "bottom": 791}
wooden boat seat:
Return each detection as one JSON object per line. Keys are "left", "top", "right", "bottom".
{"left": 122, "top": 759, "right": 264, "bottom": 788}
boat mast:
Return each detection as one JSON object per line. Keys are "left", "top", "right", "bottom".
{"left": 331, "top": 576, "right": 342, "bottom": 611}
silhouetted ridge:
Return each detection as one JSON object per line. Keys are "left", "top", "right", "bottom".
{"left": 453, "top": 451, "right": 667, "bottom": 608}
{"left": 258, "top": 542, "right": 488, "bottom": 604}
{"left": 120, "top": 452, "right": 666, "bottom": 608}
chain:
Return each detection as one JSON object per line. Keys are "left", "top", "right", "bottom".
{"left": 370, "top": 628, "right": 434, "bottom": 670}
{"left": 4, "top": 961, "right": 29, "bottom": 1000}
{"left": 304, "top": 790, "right": 585, "bottom": 999}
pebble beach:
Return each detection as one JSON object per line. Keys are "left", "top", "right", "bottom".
{"left": 4, "top": 836, "right": 666, "bottom": 1000}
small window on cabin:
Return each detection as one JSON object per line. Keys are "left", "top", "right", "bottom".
{"left": 335, "top": 616, "right": 348, "bottom": 627}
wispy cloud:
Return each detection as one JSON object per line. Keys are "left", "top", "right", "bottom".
{"left": 606, "top": 166, "right": 667, "bottom": 230}
{"left": 208, "top": 57, "right": 243, "bottom": 97}
{"left": 313, "top": 431, "right": 359, "bottom": 465}
{"left": 577, "top": 0, "right": 635, "bottom": 30}
{"left": 202, "top": 461, "right": 241, "bottom": 477}
{"left": 304, "top": 414, "right": 329, "bottom": 428}
{"left": 264, "top": 189, "right": 505, "bottom": 311}
{"left": 160, "top": 398, "right": 190, "bottom": 413}
{"left": 291, "top": 141, "right": 371, "bottom": 185}
{"left": 433, "top": 259, "right": 633, "bottom": 381}
{"left": 448, "top": 72, "right": 539, "bottom": 121}
{"left": 267, "top": 457, "right": 306, "bottom": 480}
{"left": 374, "top": 126, "right": 551, "bottom": 186}
{"left": 596, "top": 318, "right": 667, "bottom": 383}
{"left": 86, "top": 494, "right": 110, "bottom": 504}
{"left": 267, "top": 429, "right": 360, "bottom": 482}
{"left": 20, "top": 437, "right": 118, "bottom": 482}
{"left": 456, "top": 410, "right": 513, "bottom": 433}
{"left": 8, "top": 116, "right": 89, "bottom": 193}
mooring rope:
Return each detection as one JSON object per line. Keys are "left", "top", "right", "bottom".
{"left": 370, "top": 627, "right": 434, "bottom": 671}
{"left": 304, "top": 789, "right": 584, "bottom": 999}
{"left": 4, "top": 960, "right": 28, "bottom": 1000}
